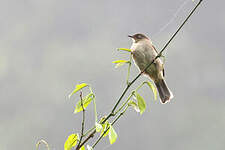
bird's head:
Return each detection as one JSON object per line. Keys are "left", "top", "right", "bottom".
{"left": 128, "top": 33, "right": 149, "bottom": 43}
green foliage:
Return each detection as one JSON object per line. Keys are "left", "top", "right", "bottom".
{"left": 145, "top": 81, "right": 157, "bottom": 100}
{"left": 135, "top": 92, "right": 146, "bottom": 115}
{"left": 69, "top": 83, "right": 88, "bottom": 98}
{"left": 64, "top": 47, "right": 158, "bottom": 149}
{"left": 101, "top": 121, "right": 110, "bottom": 137}
{"left": 128, "top": 100, "right": 140, "bottom": 113}
{"left": 74, "top": 93, "right": 94, "bottom": 114}
{"left": 64, "top": 133, "right": 79, "bottom": 150}
{"left": 80, "top": 145, "right": 85, "bottom": 150}
{"left": 108, "top": 124, "right": 118, "bottom": 144}
{"left": 112, "top": 60, "right": 130, "bottom": 68}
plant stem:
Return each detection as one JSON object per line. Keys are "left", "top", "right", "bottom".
{"left": 78, "top": 130, "right": 96, "bottom": 150}
{"left": 36, "top": 139, "right": 50, "bottom": 150}
{"left": 89, "top": 87, "right": 98, "bottom": 122}
{"left": 112, "top": 105, "right": 129, "bottom": 125}
{"left": 92, "top": 105, "right": 129, "bottom": 148}
{"left": 126, "top": 54, "right": 132, "bottom": 85}
{"left": 114, "top": 92, "right": 134, "bottom": 115}
{"left": 83, "top": 126, "right": 95, "bottom": 137}
{"left": 76, "top": 92, "right": 85, "bottom": 150}
{"left": 93, "top": 96, "right": 98, "bottom": 122}
{"left": 135, "top": 82, "right": 146, "bottom": 92}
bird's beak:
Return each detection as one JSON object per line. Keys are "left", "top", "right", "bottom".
{"left": 128, "top": 35, "right": 133, "bottom": 38}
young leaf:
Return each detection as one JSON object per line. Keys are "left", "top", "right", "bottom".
{"left": 64, "top": 133, "right": 79, "bottom": 150}
{"left": 101, "top": 121, "right": 110, "bottom": 137}
{"left": 146, "top": 81, "right": 157, "bottom": 100}
{"left": 80, "top": 145, "right": 85, "bottom": 150}
{"left": 117, "top": 48, "right": 132, "bottom": 52}
{"left": 95, "top": 122, "right": 102, "bottom": 132}
{"left": 74, "top": 93, "right": 94, "bottom": 113}
{"left": 69, "top": 83, "right": 88, "bottom": 98}
{"left": 112, "top": 60, "right": 129, "bottom": 68}
{"left": 87, "top": 145, "right": 93, "bottom": 150}
{"left": 135, "top": 92, "right": 146, "bottom": 115}
{"left": 115, "top": 63, "right": 126, "bottom": 68}
{"left": 128, "top": 100, "right": 140, "bottom": 113}
{"left": 108, "top": 124, "right": 118, "bottom": 144}
{"left": 112, "top": 60, "right": 129, "bottom": 63}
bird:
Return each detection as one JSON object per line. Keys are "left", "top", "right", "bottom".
{"left": 128, "top": 33, "right": 173, "bottom": 103}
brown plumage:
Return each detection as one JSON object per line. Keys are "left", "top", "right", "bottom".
{"left": 129, "top": 33, "right": 173, "bottom": 103}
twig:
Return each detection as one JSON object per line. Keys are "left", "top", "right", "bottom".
{"left": 126, "top": 54, "right": 132, "bottom": 85}
{"left": 76, "top": 0, "right": 203, "bottom": 148}
{"left": 77, "top": 130, "right": 96, "bottom": 149}
{"left": 76, "top": 92, "right": 85, "bottom": 150}
{"left": 92, "top": 105, "right": 129, "bottom": 148}
{"left": 83, "top": 126, "right": 95, "bottom": 137}
{"left": 114, "top": 92, "right": 134, "bottom": 115}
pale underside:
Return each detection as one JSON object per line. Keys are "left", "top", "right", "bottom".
{"left": 131, "top": 39, "right": 164, "bottom": 82}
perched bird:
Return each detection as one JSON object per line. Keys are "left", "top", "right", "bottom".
{"left": 129, "top": 33, "right": 173, "bottom": 103}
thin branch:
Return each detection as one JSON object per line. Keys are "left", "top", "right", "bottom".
{"left": 89, "top": 87, "right": 98, "bottom": 122}
{"left": 83, "top": 126, "right": 95, "bottom": 137}
{"left": 112, "top": 105, "right": 129, "bottom": 126}
{"left": 76, "top": 92, "right": 85, "bottom": 150}
{"left": 77, "top": 130, "right": 96, "bottom": 149}
{"left": 114, "top": 92, "right": 134, "bottom": 115}
{"left": 126, "top": 54, "right": 132, "bottom": 85}
{"left": 92, "top": 105, "right": 129, "bottom": 148}
{"left": 76, "top": 0, "right": 203, "bottom": 148}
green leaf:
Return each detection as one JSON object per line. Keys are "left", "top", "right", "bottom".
{"left": 128, "top": 100, "right": 140, "bottom": 113}
{"left": 108, "top": 124, "right": 118, "bottom": 144}
{"left": 117, "top": 48, "right": 132, "bottom": 52}
{"left": 135, "top": 92, "right": 146, "bottom": 115}
{"left": 74, "top": 93, "right": 94, "bottom": 114}
{"left": 101, "top": 121, "right": 110, "bottom": 137}
{"left": 112, "top": 60, "right": 129, "bottom": 63}
{"left": 87, "top": 145, "right": 93, "bottom": 150}
{"left": 95, "top": 122, "right": 102, "bottom": 132}
{"left": 146, "top": 81, "right": 157, "bottom": 100}
{"left": 114, "top": 63, "right": 126, "bottom": 68}
{"left": 80, "top": 145, "right": 85, "bottom": 150}
{"left": 64, "top": 133, "right": 79, "bottom": 150}
{"left": 69, "top": 83, "right": 88, "bottom": 98}
{"left": 112, "top": 60, "right": 129, "bottom": 68}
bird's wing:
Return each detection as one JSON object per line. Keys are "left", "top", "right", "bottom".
{"left": 152, "top": 45, "right": 159, "bottom": 54}
{"left": 152, "top": 44, "right": 165, "bottom": 77}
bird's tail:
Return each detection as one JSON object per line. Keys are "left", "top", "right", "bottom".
{"left": 154, "top": 79, "right": 173, "bottom": 104}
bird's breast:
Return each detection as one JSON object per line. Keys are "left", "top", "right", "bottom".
{"left": 130, "top": 41, "right": 162, "bottom": 79}
{"left": 131, "top": 42, "right": 156, "bottom": 62}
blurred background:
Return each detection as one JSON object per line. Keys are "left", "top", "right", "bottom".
{"left": 1, "top": 0, "right": 225, "bottom": 150}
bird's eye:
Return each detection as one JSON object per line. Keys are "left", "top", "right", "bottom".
{"left": 137, "top": 35, "right": 142, "bottom": 39}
